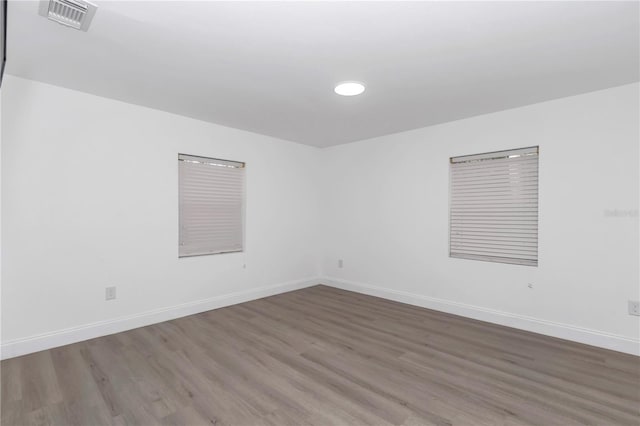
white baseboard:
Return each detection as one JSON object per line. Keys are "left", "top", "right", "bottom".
{"left": 0, "top": 277, "right": 321, "bottom": 360}
{"left": 322, "top": 277, "right": 640, "bottom": 356}
{"left": 4, "top": 276, "right": 637, "bottom": 359}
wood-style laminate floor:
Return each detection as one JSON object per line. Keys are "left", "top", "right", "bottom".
{"left": 2, "top": 285, "right": 639, "bottom": 426}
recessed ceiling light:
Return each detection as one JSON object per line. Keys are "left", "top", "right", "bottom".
{"left": 334, "top": 82, "right": 365, "bottom": 96}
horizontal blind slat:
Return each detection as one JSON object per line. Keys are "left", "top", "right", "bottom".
{"left": 450, "top": 240, "right": 538, "bottom": 251}
{"left": 451, "top": 236, "right": 537, "bottom": 245}
{"left": 451, "top": 179, "right": 539, "bottom": 188}
{"left": 451, "top": 211, "right": 538, "bottom": 217}
{"left": 451, "top": 170, "right": 538, "bottom": 182}
{"left": 451, "top": 230, "right": 538, "bottom": 238}
{"left": 451, "top": 248, "right": 538, "bottom": 260}
{"left": 451, "top": 161, "right": 538, "bottom": 173}
{"left": 451, "top": 155, "right": 538, "bottom": 168}
{"left": 451, "top": 253, "right": 537, "bottom": 266}
{"left": 451, "top": 209, "right": 538, "bottom": 214}
{"left": 452, "top": 226, "right": 537, "bottom": 231}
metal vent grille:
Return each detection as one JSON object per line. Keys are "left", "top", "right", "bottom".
{"left": 38, "top": 0, "right": 97, "bottom": 31}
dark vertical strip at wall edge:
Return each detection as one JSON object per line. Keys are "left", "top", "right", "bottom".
{"left": 0, "top": 0, "right": 6, "bottom": 88}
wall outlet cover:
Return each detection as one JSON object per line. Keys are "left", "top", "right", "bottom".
{"left": 105, "top": 286, "right": 116, "bottom": 301}
{"left": 628, "top": 300, "right": 640, "bottom": 316}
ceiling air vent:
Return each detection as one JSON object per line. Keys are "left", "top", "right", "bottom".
{"left": 38, "top": 0, "right": 98, "bottom": 31}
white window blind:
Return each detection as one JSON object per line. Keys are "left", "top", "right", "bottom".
{"left": 179, "top": 154, "right": 245, "bottom": 257}
{"left": 450, "top": 146, "right": 538, "bottom": 266}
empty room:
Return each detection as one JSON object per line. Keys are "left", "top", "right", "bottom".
{"left": 1, "top": 1, "right": 639, "bottom": 425}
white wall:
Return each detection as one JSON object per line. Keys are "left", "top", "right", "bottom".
{"left": 0, "top": 83, "right": 3, "bottom": 351}
{"left": 321, "top": 83, "right": 640, "bottom": 354}
{"left": 1, "top": 75, "right": 321, "bottom": 358}
{"left": 2, "top": 76, "right": 638, "bottom": 358}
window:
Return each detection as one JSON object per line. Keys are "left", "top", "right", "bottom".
{"left": 178, "top": 154, "right": 245, "bottom": 257}
{"left": 450, "top": 146, "right": 538, "bottom": 266}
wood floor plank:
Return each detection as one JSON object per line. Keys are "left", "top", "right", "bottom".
{"left": 18, "top": 352, "right": 63, "bottom": 413}
{"left": 2, "top": 285, "right": 639, "bottom": 425}
{"left": 1, "top": 356, "right": 23, "bottom": 403}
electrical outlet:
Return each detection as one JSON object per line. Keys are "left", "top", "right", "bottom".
{"left": 629, "top": 300, "right": 640, "bottom": 316}
{"left": 105, "top": 286, "right": 116, "bottom": 301}
{"left": 338, "top": 259, "right": 343, "bottom": 268}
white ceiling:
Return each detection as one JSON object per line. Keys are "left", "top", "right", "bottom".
{"left": 6, "top": 1, "right": 639, "bottom": 147}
